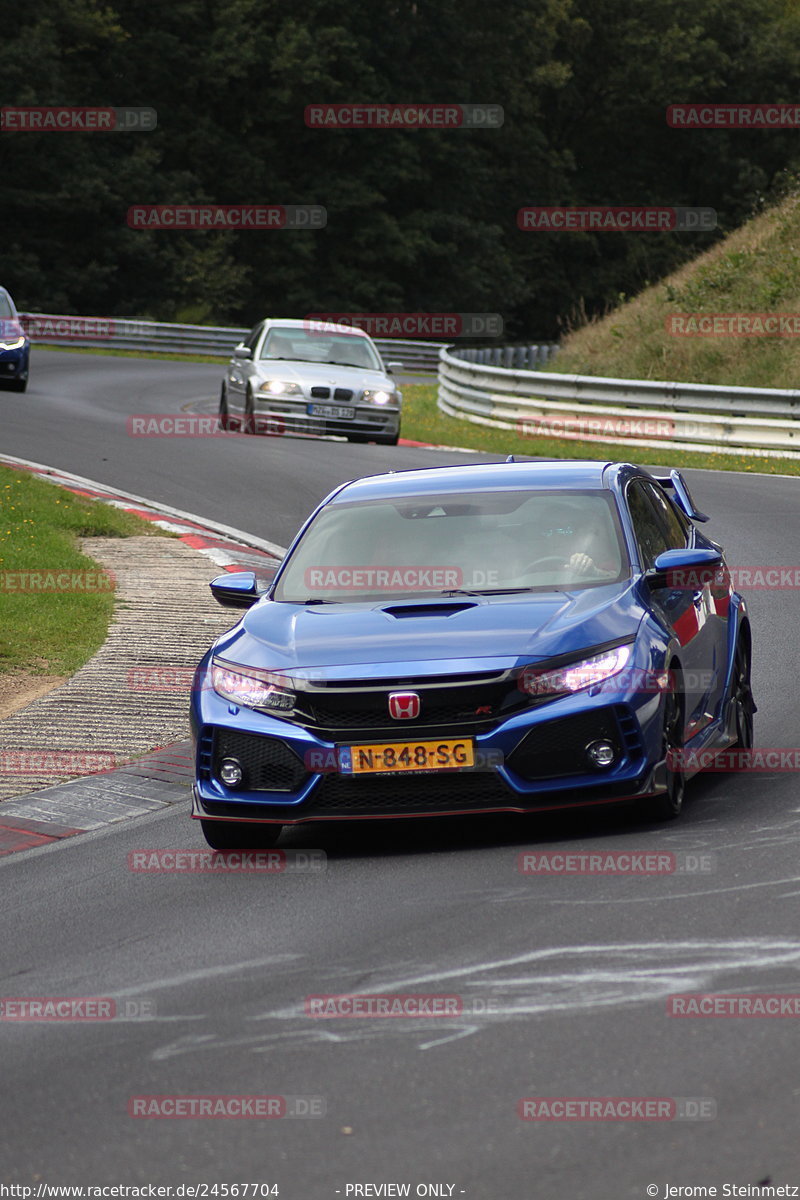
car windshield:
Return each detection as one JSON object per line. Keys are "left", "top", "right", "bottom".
{"left": 0, "top": 294, "right": 14, "bottom": 318}
{"left": 274, "top": 489, "right": 629, "bottom": 602}
{"left": 258, "top": 326, "right": 381, "bottom": 369}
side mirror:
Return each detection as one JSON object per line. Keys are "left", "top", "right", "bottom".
{"left": 210, "top": 571, "right": 263, "bottom": 609}
{"left": 233, "top": 344, "right": 252, "bottom": 360}
{"left": 385, "top": 360, "right": 403, "bottom": 372}
{"left": 648, "top": 547, "right": 723, "bottom": 589}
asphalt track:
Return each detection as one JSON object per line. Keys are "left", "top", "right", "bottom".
{"left": 2, "top": 351, "right": 800, "bottom": 1197}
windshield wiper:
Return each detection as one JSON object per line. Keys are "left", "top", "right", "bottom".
{"left": 440, "top": 587, "right": 537, "bottom": 596}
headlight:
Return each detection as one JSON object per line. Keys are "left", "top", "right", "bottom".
{"left": 362, "top": 388, "right": 395, "bottom": 405}
{"left": 0, "top": 337, "right": 25, "bottom": 351}
{"left": 211, "top": 659, "right": 296, "bottom": 714}
{"left": 259, "top": 380, "right": 301, "bottom": 395}
{"left": 520, "top": 644, "right": 633, "bottom": 698}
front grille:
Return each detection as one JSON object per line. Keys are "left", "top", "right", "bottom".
{"left": 310, "top": 386, "right": 330, "bottom": 399}
{"left": 333, "top": 388, "right": 353, "bottom": 401}
{"left": 308, "top": 770, "right": 514, "bottom": 813}
{"left": 212, "top": 730, "right": 308, "bottom": 792}
{"left": 508, "top": 710, "right": 624, "bottom": 780}
{"left": 298, "top": 675, "right": 529, "bottom": 735}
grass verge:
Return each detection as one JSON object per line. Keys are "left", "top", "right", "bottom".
{"left": 400, "top": 383, "right": 800, "bottom": 476}
{"left": 549, "top": 193, "right": 800, "bottom": 389}
{"left": 0, "top": 464, "right": 165, "bottom": 675}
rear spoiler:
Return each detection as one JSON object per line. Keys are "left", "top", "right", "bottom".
{"left": 652, "top": 469, "right": 709, "bottom": 523}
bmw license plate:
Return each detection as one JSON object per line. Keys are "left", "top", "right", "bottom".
{"left": 308, "top": 404, "right": 354, "bottom": 419}
{"left": 344, "top": 739, "right": 475, "bottom": 775}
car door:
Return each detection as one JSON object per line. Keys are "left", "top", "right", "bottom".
{"left": 643, "top": 478, "right": 730, "bottom": 726}
{"left": 227, "top": 321, "right": 263, "bottom": 417}
{"left": 626, "top": 479, "right": 715, "bottom": 739}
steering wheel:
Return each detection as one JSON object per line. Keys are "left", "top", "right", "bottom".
{"left": 518, "top": 554, "right": 569, "bottom": 573}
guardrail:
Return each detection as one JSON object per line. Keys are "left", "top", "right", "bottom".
{"left": 439, "top": 346, "right": 800, "bottom": 458}
{"left": 456, "top": 344, "right": 559, "bottom": 369}
{"left": 18, "top": 313, "right": 445, "bottom": 372}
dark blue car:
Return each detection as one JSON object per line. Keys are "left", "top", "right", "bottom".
{"left": 0, "top": 287, "right": 30, "bottom": 393}
{"left": 190, "top": 460, "right": 754, "bottom": 848}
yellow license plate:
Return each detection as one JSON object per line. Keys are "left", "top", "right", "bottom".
{"left": 348, "top": 738, "right": 475, "bottom": 775}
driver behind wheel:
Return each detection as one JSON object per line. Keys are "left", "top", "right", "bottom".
{"left": 530, "top": 505, "right": 618, "bottom": 580}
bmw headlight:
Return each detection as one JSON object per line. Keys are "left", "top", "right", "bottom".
{"left": 0, "top": 337, "right": 25, "bottom": 351}
{"left": 211, "top": 658, "right": 296, "bottom": 714}
{"left": 362, "top": 387, "right": 396, "bottom": 405}
{"left": 520, "top": 644, "right": 633, "bottom": 698}
{"left": 259, "top": 380, "right": 302, "bottom": 395}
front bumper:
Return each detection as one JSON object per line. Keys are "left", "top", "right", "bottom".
{"left": 191, "top": 681, "right": 668, "bottom": 824}
{"left": 253, "top": 396, "right": 400, "bottom": 439}
{"left": 0, "top": 344, "right": 29, "bottom": 380}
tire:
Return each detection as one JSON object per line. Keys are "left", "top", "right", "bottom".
{"left": 218, "top": 385, "right": 233, "bottom": 430}
{"left": 1, "top": 377, "right": 27, "bottom": 392}
{"left": 200, "top": 819, "right": 283, "bottom": 850}
{"left": 242, "top": 389, "right": 257, "bottom": 435}
{"left": 375, "top": 432, "right": 399, "bottom": 446}
{"left": 730, "top": 632, "right": 755, "bottom": 751}
{"left": 643, "top": 665, "right": 686, "bottom": 821}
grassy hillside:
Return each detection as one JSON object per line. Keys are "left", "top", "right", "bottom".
{"left": 550, "top": 194, "right": 800, "bottom": 389}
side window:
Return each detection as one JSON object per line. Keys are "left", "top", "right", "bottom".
{"left": 626, "top": 482, "right": 671, "bottom": 570}
{"left": 642, "top": 481, "right": 689, "bottom": 549}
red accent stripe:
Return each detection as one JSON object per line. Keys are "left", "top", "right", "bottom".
{"left": 671, "top": 606, "right": 699, "bottom": 647}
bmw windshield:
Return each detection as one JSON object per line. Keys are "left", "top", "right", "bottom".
{"left": 259, "top": 326, "right": 382, "bottom": 369}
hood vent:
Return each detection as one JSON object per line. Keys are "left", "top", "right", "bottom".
{"left": 382, "top": 601, "right": 477, "bottom": 619}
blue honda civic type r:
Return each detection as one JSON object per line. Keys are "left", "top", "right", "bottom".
{"left": 190, "top": 459, "right": 755, "bottom": 848}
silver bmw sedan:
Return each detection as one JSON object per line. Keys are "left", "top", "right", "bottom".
{"left": 219, "top": 318, "right": 403, "bottom": 445}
